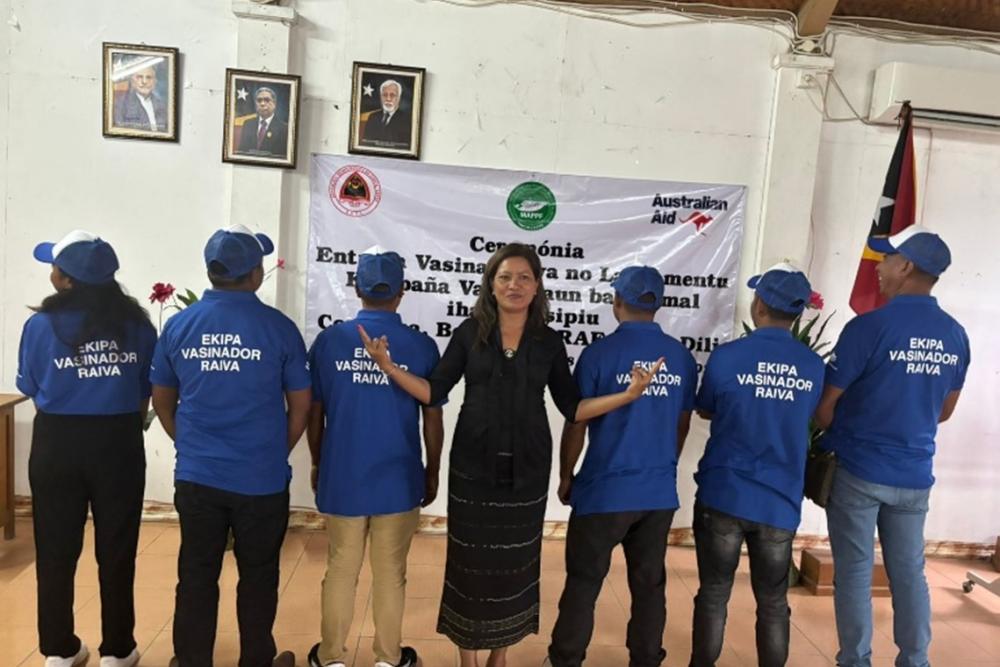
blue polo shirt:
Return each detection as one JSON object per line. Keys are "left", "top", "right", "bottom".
{"left": 824, "top": 295, "right": 970, "bottom": 489}
{"left": 150, "top": 289, "right": 311, "bottom": 496}
{"left": 308, "top": 309, "right": 441, "bottom": 517}
{"left": 570, "top": 321, "right": 697, "bottom": 516}
{"left": 16, "top": 310, "right": 157, "bottom": 415}
{"left": 694, "top": 327, "right": 824, "bottom": 531}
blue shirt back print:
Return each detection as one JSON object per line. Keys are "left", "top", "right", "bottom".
{"left": 571, "top": 321, "right": 698, "bottom": 516}
{"left": 694, "top": 327, "right": 825, "bottom": 531}
{"left": 17, "top": 310, "right": 156, "bottom": 415}
{"left": 309, "top": 309, "right": 441, "bottom": 517}
{"left": 150, "top": 289, "right": 311, "bottom": 496}
{"left": 824, "top": 294, "right": 970, "bottom": 489}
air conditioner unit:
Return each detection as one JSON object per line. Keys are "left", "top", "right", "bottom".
{"left": 868, "top": 61, "right": 1000, "bottom": 131}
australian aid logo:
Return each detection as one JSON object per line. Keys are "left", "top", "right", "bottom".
{"left": 329, "top": 165, "right": 382, "bottom": 217}
{"left": 648, "top": 193, "right": 728, "bottom": 231}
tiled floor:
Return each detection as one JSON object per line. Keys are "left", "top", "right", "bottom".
{"left": 1, "top": 519, "right": 998, "bottom": 666}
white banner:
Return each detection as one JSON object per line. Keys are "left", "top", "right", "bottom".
{"left": 307, "top": 155, "right": 746, "bottom": 370}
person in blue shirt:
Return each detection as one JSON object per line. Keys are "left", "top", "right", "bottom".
{"left": 815, "top": 226, "right": 970, "bottom": 667}
{"left": 305, "top": 250, "right": 444, "bottom": 667}
{"left": 688, "top": 263, "right": 824, "bottom": 667}
{"left": 150, "top": 225, "right": 312, "bottom": 667}
{"left": 17, "top": 230, "right": 156, "bottom": 667}
{"left": 544, "top": 266, "right": 698, "bottom": 667}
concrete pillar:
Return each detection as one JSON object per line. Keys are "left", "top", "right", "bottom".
{"left": 754, "top": 53, "right": 834, "bottom": 273}
{"left": 227, "top": 1, "right": 297, "bottom": 305}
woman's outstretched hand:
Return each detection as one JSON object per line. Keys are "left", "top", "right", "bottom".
{"left": 625, "top": 357, "right": 664, "bottom": 400}
{"left": 358, "top": 324, "right": 392, "bottom": 371}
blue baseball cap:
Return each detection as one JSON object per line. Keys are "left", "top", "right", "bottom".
{"left": 357, "top": 247, "right": 405, "bottom": 300}
{"left": 747, "top": 262, "right": 812, "bottom": 315}
{"left": 867, "top": 225, "right": 951, "bottom": 277}
{"left": 33, "top": 230, "right": 120, "bottom": 285}
{"left": 204, "top": 224, "right": 274, "bottom": 278}
{"left": 612, "top": 266, "right": 664, "bottom": 311}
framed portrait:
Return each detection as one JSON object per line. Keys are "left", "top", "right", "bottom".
{"left": 349, "top": 62, "right": 425, "bottom": 160}
{"left": 103, "top": 42, "right": 179, "bottom": 141}
{"left": 222, "top": 69, "right": 301, "bottom": 169}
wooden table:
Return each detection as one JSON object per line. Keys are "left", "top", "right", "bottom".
{"left": 0, "top": 394, "right": 28, "bottom": 539}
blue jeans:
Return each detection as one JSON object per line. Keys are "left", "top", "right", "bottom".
{"left": 825, "top": 467, "right": 931, "bottom": 667}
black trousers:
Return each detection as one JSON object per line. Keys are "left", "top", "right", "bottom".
{"left": 29, "top": 411, "right": 145, "bottom": 659}
{"left": 690, "top": 502, "right": 795, "bottom": 667}
{"left": 549, "top": 509, "right": 676, "bottom": 667}
{"left": 173, "top": 480, "right": 289, "bottom": 667}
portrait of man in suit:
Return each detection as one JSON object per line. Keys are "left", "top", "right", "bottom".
{"left": 350, "top": 62, "right": 424, "bottom": 160}
{"left": 360, "top": 79, "right": 412, "bottom": 149}
{"left": 222, "top": 70, "right": 299, "bottom": 168}
{"left": 104, "top": 44, "right": 178, "bottom": 141}
{"left": 235, "top": 86, "right": 290, "bottom": 158}
{"left": 113, "top": 65, "right": 168, "bottom": 132}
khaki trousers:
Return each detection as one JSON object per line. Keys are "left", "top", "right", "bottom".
{"left": 319, "top": 507, "right": 420, "bottom": 664}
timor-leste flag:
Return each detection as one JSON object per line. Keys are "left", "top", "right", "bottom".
{"left": 849, "top": 102, "right": 916, "bottom": 315}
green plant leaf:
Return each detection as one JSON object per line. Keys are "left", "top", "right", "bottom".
{"left": 798, "top": 312, "right": 821, "bottom": 340}
{"left": 177, "top": 289, "right": 199, "bottom": 306}
{"left": 813, "top": 311, "right": 835, "bottom": 348}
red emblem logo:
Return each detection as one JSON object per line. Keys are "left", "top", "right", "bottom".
{"left": 680, "top": 211, "right": 713, "bottom": 231}
{"left": 329, "top": 165, "right": 382, "bottom": 217}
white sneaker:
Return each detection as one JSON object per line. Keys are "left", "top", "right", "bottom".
{"left": 100, "top": 648, "right": 139, "bottom": 667}
{"left": 375, "top": 646, "right": 418, "bottom": 667}
{"left": 44, "top": 642, "right": 89, "bottom": 667}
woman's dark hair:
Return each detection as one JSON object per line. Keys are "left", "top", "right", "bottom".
{"left": 471, "top": 243, "right": 550, "bottom": 347}
{"left": 32, "top": 271, "right": 151, "bottom": 350}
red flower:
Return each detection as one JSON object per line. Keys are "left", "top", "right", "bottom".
{"left": 150, "top": 282, "right": 176, "bottom": 304}
{"left": 276, "top": 258, "right": 286, "bottom": 269}
{"left": 808, "top": 291, "right": 825, "bottom": 310}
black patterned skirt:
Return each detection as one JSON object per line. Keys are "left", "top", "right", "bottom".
{"left": 436, "top": 466, "right": 548, "bottom": 649}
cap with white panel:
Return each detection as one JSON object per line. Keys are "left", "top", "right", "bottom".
{"left": 203, "top": 224, "right": 275, "bottom": 278}
{"left": 867, "top": 225, "right": 951, "bottom": 277}
{"left": 33, "top": 230, "right": 120, "bottom": 285}
{"left": 747, "top": 261, "right": 813, "bottom": 316}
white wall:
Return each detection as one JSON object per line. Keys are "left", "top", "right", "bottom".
{"left": 1, "top": 2, "right": 997, "bottom": 543}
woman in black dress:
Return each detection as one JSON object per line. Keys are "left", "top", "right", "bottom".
{"left": 360, "top": 243, "right": 661, "bottom": 667}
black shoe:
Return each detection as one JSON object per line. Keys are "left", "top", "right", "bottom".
{"left": 396, "top": 646, "right": 418, "bottom": 667}
{"left": 307, "top": 643, "right": 346, "bottom": 667}
{"left": 307, "top": 644, "right": 322, "bottom": 667}
{"left": 273, "top": 650, "right": 296, "bottom": 667}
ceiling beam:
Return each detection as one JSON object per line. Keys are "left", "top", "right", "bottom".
{"left": 797, "top": 0, "right": 841, "bottom": 36}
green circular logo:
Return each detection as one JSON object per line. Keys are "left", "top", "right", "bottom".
{"left": 506, "top": 181, "right": 557, "bottom": 231}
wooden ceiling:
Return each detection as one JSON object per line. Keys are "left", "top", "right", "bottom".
{"left": 559, "top": 0, "right": 1000, "bottom": 35}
